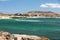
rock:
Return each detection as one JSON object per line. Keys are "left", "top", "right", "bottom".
{"left": 0, "top": 31, "right": 49, "bottom": 40}
{"left": 41, "top": 38, "right": 49, "bottom": 40}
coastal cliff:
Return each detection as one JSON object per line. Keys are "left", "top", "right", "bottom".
{"left": 0, "top": 31, "right": 49, "bottom": 40}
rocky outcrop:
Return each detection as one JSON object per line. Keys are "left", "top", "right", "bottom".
{"left": 0, "top": 31, "right": 49, "bottom": 40}
{"left": 0, "top": 31, "right": 14, "bottom": 40}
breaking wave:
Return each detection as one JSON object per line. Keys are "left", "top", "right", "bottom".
{"left": 15, "top": 19, "right": 42, "bottom": 22}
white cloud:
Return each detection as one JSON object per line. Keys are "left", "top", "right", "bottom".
{"left": 40, "top": 4, "right": 48, "bottom": 7}
{"left": 40, "top": 3, "right": 60, "bottom": 8}
{"left": 0, "top": 0, "right": 9, "bottom": 1}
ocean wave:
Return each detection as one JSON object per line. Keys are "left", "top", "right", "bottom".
{"left": 15, "top": 19, "right": 41, "bottom": 22}
{"left": 0, "top": 18, "right": 12, "bottom": 19}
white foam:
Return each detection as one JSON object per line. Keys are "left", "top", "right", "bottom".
{"left": 15, "top": 19, "right": 41, "bottom": 22}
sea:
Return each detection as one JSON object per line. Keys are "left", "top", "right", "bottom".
{"left": 0, "top": 18, "right": 60, "bottom": 40}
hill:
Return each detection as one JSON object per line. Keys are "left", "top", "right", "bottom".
{"left": 25, "top": 11, "right": 60, "bottom": 18}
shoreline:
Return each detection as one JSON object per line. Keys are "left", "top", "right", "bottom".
{"left": 0, "top": 16, "right": 60, "bottom": 19}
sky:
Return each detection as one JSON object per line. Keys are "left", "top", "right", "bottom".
{"left": 0, "top": 0, "right": 60, "bottom": 14}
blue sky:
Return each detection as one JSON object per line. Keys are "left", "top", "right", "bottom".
{"left": 0, "top": 0, "right": 60, "bottom": 14}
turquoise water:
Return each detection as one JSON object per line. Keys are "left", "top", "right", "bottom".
{"left": 0, "top": 18, "right": 60, "bottom": 40}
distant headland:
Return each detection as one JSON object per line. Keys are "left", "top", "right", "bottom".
{"left": 0, "top": 11, "right": 60, "bottom": 19}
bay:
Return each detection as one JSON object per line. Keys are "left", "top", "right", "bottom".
{"left": 0, "top": 18, "right": 60, "bottom": 40}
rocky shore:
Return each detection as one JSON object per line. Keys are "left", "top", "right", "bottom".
{"left": 0, "top": 31, "right": 49, "bottom": 40}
